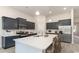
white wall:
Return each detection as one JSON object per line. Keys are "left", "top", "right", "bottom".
{"left": 35, "top": 15, "right": 46, "bottom": 35}
{"left": 73, "top": 10, "right": 79, "bottom": 44}
{"left": 0, "top": 6, "right": 35, "bottom": 48}
{"left": 74, "top": 11, "right": 79, "bottom": 34}
{"left": 46, "top": 12, "right": 71, "bottom": 22}
{"left": 0, "top": 7, "right": 35, "bottom": 22}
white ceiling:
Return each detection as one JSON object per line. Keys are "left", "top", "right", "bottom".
{"left": 11, "top": 6, "right": 79, "bottom": 18}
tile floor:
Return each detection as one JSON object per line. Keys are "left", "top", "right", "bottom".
{"left": 61, "top": 42, "right": 79, "bottom": 53}
{"left": 0, "top": 47, "right": 15, "bottom": 53}
{"left": 0, "top": 42, "right": 79, "bottom": 53}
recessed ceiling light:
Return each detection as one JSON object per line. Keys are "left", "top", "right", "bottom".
{"left": 48, "top": 19, "right": 52, "bottom": 22}
{"left": 35, "top": 11, "right": 40, "bottom": 15}
{"left": 63, "top": 7, "right": 67, "bottom": 10}
{"left": 49, "top": 11, "right": 52, "bottom": 14}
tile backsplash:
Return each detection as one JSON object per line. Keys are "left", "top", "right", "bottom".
{"left": 2, "top": 29, "right": 35, "bottom": 36}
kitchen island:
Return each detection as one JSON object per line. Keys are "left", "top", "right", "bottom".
{"left": 14, "top": 34, "right": 57, "bottom": 53}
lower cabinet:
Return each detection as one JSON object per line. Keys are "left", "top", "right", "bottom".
{"left": 2, "top": 36, "right": 20, "bottom": 49}
{"left": 59, "top": 34, "right": 72, "bottom": 43}
{"left": 2, "top": 33, "right": 37, "bottom": 49}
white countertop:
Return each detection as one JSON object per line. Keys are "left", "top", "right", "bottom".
{"left": 14, "top": 34, "right": 57, "bottom": 50}
{"left": 2, "top": 34, "right": 19, "bottom": 37}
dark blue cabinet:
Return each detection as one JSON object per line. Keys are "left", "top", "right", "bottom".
{"left": 2, "top": 16, "right": 35, "bottom": 30}
{"left": 2, "top": 16, "right": 18, "bottom": 29}
{"left": 46, "top": 19, "right": 71, "bottom": 29}
{"left": 2, "top": 36, "right": 20, "bottom": 49}
{"left": 26, "top": 21, "right": 35, "bottom": 29}
{"left": 46, "top": 22, "right": 58, "bottom": 29}
{"left": 59, "top": 19, "right": 71, "bottom": 26}
{"left": 59, "top": 34, "right": 72, "bottom": 43}
{"left": 16, "top": 17, "right": 35, "bottom": 29}
{"left": 16, "top": 17, "right": 27, "bottom": 29}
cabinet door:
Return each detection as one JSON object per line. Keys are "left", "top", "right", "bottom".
{"left": 26, "top": 21, "right": 30, "bottom": 29}
{"left": 16, "top": 17, "right": 27, "bottom": 29}
{"left": 2, "top": 36, "right": 15, "bottom": 48}
{"left": 2, "top": 36, "right": 20, "bottom": 49}
{"left": 46, "top": 22, "right": 58, "bottom": 29}
{"left": 31, "top": 22, "right": 35, "bottom": 29}
{"left": 29, "top": 22, "right": 35, "bottom": 29}
{"left": 2, "top": 16, "right": 17, "bottom": 29}
{"left": 26, "top": 21, "right": 35, "bottom": 29}
{"left": 60, "top": 34, "right": 72, "bottom": 43}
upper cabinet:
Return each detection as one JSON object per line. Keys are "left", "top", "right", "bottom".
{"left": 26, "top": 21, "right": 35, "bottom": 29}
{"left": 2, "top": 16, "right": 35, "bottom": 30}
{"left": 2, "top": 16, "right": 18, "bottom": 29}
{"left": 46, "top": 22, "right": 58, "bottom": 29}
{"left": 59, "top": 19, "right": 71, "bottom": 26}
{"left": 16, "top": 17, "right": 27, "bottom": 29}
{"left": 16, "top": 18, "right": 35, "bottom": 29}
{"left": 46, "top": 19, "right": 71, "bottom": 29}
